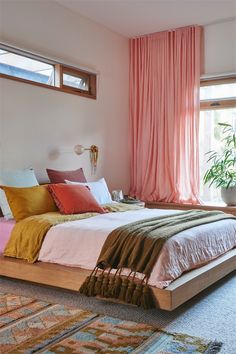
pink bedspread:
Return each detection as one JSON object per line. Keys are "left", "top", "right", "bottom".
{"left": 39, "top": 208, "right": 236, "bottom": 288}
{"left": 0, "top": 217, "right": 15, "bottom": 253}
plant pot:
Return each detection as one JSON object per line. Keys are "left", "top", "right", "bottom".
{"left": 221, "top": 186, "right": 236, "bottom": 206}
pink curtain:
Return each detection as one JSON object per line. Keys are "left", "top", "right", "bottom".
{"left": 129, "top": 26, "right": 203, "bottom": 204}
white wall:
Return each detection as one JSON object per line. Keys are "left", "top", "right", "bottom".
{"left": 0, "top": 0, "right": 130, "bottom": 192}
{"left": 204, "top": 19, "right": 236, "bottom": 75}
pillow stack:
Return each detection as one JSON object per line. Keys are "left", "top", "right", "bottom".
{"left": 0, "top": 167, "right": 112, "bottom": 221}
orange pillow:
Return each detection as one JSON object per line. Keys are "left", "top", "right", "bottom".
{"left": 48, "top": 183, "right": 105, "bottom": 215}
{"left": 1, "top": 185, "right": 58, "bottom": 221}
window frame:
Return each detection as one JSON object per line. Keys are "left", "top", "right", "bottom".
{"left": 199, "top": 75, "right": 236, "bottom": 203}
{"left": 0, "top": 43, "right": 97, "bottom": 100}
{"left": 61, "top": 66, "right": 96, "bottom": 99}
{"left": 200, "top": 76, "right": 236, "bottom": 110}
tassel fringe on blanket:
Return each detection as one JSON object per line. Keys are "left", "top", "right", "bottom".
{"left": 79, "top": 268, "right": 155, "bottom": 309}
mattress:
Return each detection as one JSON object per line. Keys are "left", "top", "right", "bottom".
{"left": 38, "top": 208, "right": 236, "bottom": 288}
{"left": 0, "top": 217, "right": 15, "bottom": 253}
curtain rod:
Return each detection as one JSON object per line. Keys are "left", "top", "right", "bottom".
{"left": 134, "top": 24, "right": 200, "bottom": 38}
{"left": 134, "top": 16, "right": 236, "bottom": 39}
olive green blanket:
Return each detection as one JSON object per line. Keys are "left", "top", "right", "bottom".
{"left": 79, "top": 209, "right": 235, "bottom": 309}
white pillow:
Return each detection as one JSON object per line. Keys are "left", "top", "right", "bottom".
{"left": 65, "top": 178, "right": 112, "bottom": 205}
{"left": 0, "top": 169, "right": 39, "bottom": 219}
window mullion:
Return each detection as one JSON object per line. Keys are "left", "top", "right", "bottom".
{"left": 55, "top": 64, "right": 62, "bottom": 88}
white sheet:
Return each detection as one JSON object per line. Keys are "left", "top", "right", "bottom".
{"left": 38, "top": 208, "right": 236, "bottom": 288}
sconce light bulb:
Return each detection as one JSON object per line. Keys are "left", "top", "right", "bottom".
{"left": 74, "top": 144, "right": 85, "bottom": 155}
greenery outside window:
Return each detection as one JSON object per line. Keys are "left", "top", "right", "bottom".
{"left": 199, "top": 76, "right": 236, "bottom": 203}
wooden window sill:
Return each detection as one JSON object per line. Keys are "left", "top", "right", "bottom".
{"left": 145, "top": 201, "right": 236, "bottom": 216}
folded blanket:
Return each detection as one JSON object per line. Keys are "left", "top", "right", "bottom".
{"left": 79, "top": 209, "right": 235, "bottom": 309}
{"left": 4, "top": 203, "right": 142, "bottom": 263}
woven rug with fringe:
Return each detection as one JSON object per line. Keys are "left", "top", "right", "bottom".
{"left": 0, "top": 292, "right": 222, "bottom": 353}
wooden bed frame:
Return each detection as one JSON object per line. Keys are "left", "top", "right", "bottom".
{"left": 0, "top": 249, "right": 235, "bottom": 311}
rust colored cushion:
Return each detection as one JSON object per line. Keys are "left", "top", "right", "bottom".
{"left": 48, "top": 184, "right": 105, "bottom": 214}
{"left": 46, "top": 168, "right": 87, "bottom": 184}
{"left": 1, "top": 185, "right": 58, "bottom": 221}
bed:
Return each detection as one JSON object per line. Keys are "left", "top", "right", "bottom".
{"left": 0, "top": 206, "right": 236, "bottom": 310}
{"left": 0, "top": 217, "right": 15, "bottom": 253}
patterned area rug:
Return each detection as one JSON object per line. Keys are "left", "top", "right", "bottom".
{"left": 0, "top": 292, "right": 222, "bottom": 353}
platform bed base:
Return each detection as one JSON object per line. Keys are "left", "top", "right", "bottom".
{"left": 0, "top": 249, "right": 235, "bottom": 311}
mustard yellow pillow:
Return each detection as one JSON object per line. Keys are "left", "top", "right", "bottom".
{"left": 1, "top": 185, "right": 58, "bottom": 221}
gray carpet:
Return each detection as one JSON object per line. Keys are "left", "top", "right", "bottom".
{"left": 0, "top": 271, "right": 235, "bottom": 353}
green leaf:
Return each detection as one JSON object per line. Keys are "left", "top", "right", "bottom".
{"left": 203, "top": 122, "right": 236, "bottom": 188}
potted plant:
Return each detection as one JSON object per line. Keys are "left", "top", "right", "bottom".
{"left": 203, "top": 122, "right": 236, "bottom": 206}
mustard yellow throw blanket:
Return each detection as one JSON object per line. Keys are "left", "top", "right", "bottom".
{"left": 79, "top": 210, "right": 235, "bottom": 309}
{"left": 4, "top": 203, "right": 142, "bottom": 263}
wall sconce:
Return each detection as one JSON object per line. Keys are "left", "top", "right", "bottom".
{"left": 74, "top": 144, "right": 99, "bottom": 174}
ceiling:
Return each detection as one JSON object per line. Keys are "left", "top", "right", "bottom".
{"left": 55, "top": 0, "right": 236, "bottom": 37}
